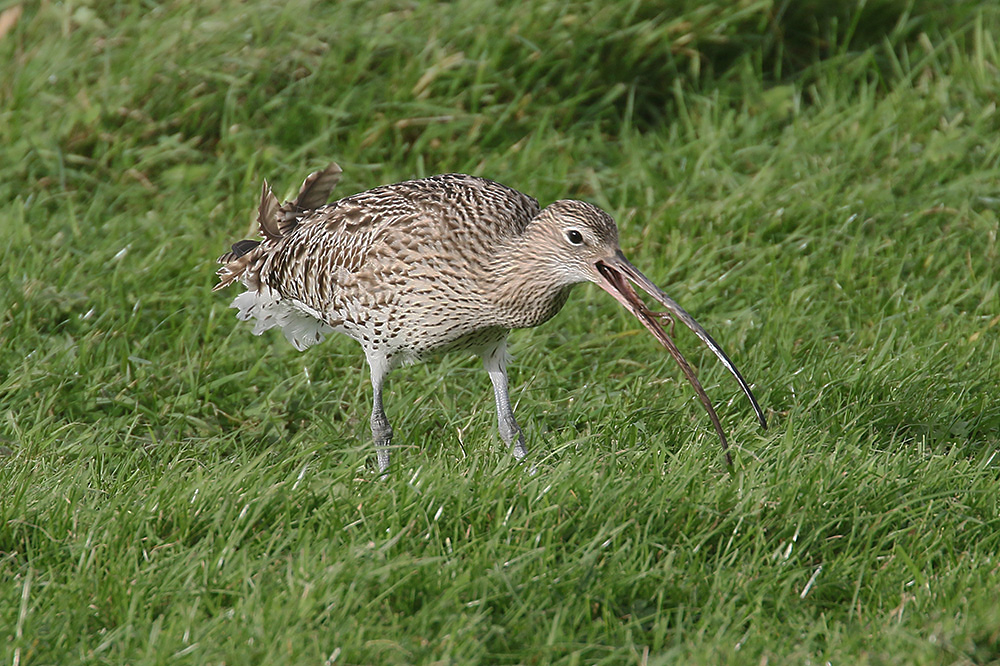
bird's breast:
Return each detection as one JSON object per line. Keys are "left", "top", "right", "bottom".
{"left": 489, "top": 283, "right": 574, "bottom": 330}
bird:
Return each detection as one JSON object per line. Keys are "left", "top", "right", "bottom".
{"left": 214, "top": 163, "right": 767, "bottom": 472}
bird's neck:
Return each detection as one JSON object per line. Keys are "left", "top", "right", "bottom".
{"left": 487, "top": 234, "right": 576, "bottom": 330}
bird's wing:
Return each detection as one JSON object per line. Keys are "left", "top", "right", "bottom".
{"left": 216, "top": 172, "right": 540, "bottom": 310}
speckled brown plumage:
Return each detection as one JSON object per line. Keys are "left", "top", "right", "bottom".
{"left": 215, "top": 163, "right": 767, "bottom": 472}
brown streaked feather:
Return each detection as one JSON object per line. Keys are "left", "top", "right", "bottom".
{"left": 293, "top": 162, "right": 342, "bottom": 211}
{"left": 216, "top": 164, "right": 345, "bottom": 293}
{"left": 213, "top": 252, "right": 254, "bottom": 291}
{"left": 214, "top": 173, "right": 542, "bottom": 317}
{"left": 272, "top": 163, "right": 344, "bottom": 238}
{"left": 258, "top": 180, "right": 281, "bottom": 241}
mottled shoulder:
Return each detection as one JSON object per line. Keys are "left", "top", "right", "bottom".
{"left": 419, "top": 174, "right": 542, "bottom": 236}
{"left": 287, "top": 173, "right": 542, "bottom": 268}
{"left": 328, "top": 173, "right": 540, "bottom": 229}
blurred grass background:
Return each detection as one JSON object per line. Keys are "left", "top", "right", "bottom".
{"left": 1, "top": 1, "right": 999, "bottom": 664}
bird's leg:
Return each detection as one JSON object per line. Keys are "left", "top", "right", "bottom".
{"left": 368, "top": 362, "right": 393, "bottom": 473}
{"left": 481, "top": 341, "right": 528, "bottom": 461}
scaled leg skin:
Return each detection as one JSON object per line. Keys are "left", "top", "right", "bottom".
{"left": 369, "top": 362, "right": 393, "bottom": 473}
{"left": 481, "top": 340, "right": 529, "bottom": 461}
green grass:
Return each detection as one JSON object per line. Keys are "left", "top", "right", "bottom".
{"left": 2, "top": 1, "right": 999, "bottom": 664}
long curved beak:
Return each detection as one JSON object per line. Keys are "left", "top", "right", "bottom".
{"left": 594, "top": 251, "right": 767, "bottom": 466}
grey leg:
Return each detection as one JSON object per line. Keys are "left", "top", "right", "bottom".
{"left": 481, "top": 341, "right": 528, "bottom": 461}
{"left": 369, "top": 362, "right": 393, "bottom": 473}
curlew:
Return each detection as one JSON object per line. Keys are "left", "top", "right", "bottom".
{"left": 215, "top": 163, "right": 767, "bottom": 472}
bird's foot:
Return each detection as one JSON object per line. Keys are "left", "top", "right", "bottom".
{"left": 512, "top": 440, "right": 528, "bottom": 461}
{"left": 375, "top": 445, "right": 390, "bottom": 475}
{"left": 510, "top": 438, "right": 537, "bottom": 475}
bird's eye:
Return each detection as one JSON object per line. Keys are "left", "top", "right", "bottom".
{"left": 566, "top": 229, "right": 584, "bottom": 245}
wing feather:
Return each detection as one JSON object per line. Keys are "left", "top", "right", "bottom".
{"left": 215, "top": 170, "right": 541, "bottom": 320}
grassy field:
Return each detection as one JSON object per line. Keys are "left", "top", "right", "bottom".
{"left": 2, "top": 1, "right": 999, "bottom": 664}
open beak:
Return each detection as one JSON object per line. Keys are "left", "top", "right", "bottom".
{"left": 594, "top": 251, "right": 767, "bottom": 466}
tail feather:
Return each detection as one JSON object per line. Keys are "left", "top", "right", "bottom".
{"left": 217, "top": 239, "right": 261, "bottom": 264}
{"left": 231, "top": 289, "right": 332, "bottom": 351}
{"left": 294, "top": 162, "right": 342, "bottom": 211}
{"left": 214, "top": 162, "right": 342, "bottom": 293}
{"left": 214, "top": 163, "right": 344, "bottom": 347}
{"left": 213, "top": 253, "right": 256, "bottom": 292}
{"left": 258, "top": 181, "right": 282, "bottom": 241}
{"left": 274, "top": 162, "right": 343, "bottom": 237}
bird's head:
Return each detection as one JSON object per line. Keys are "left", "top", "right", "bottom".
{"left": 531, "top": 199, "right": 768, "bottom": 465}
{"left": 528, "top": 199, "right": 622, "bottom": 285}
